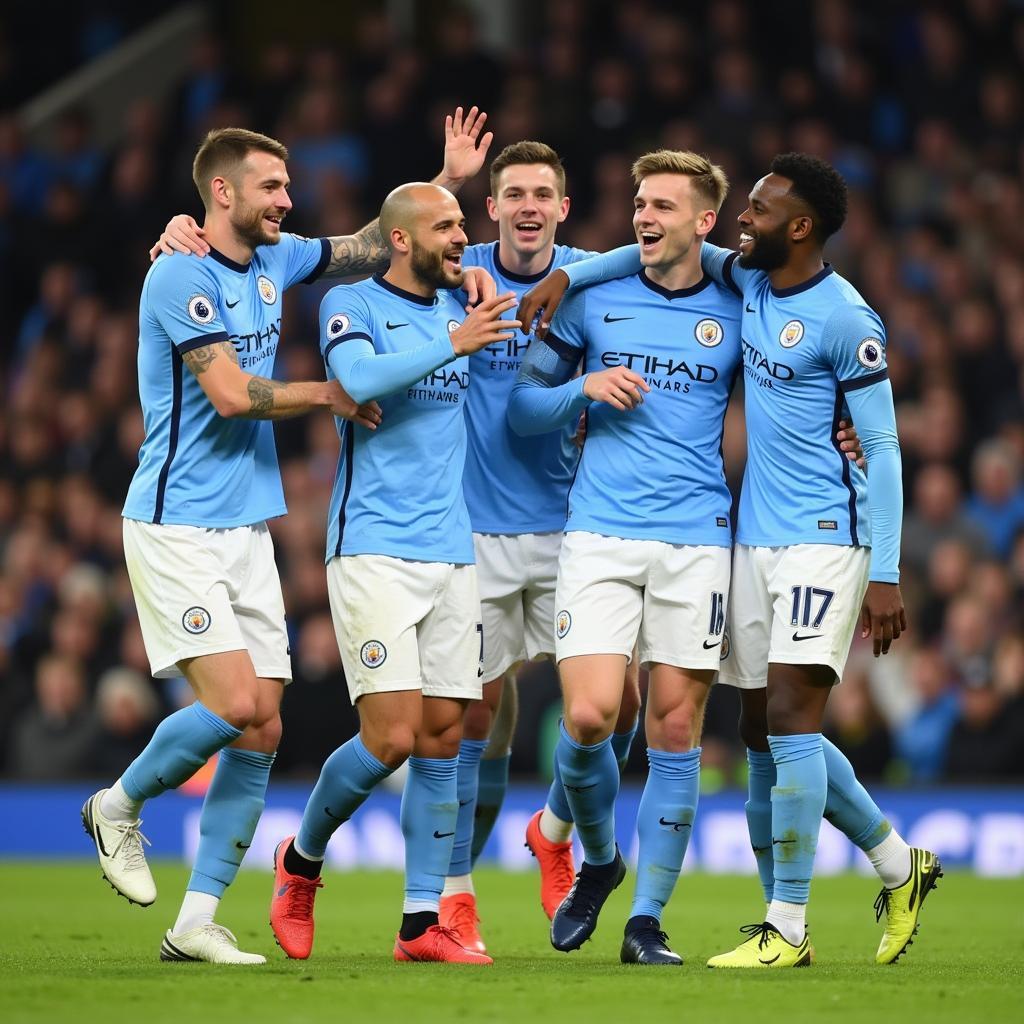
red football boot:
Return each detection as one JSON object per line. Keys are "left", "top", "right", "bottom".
{"left": 525, "top": 809, "right": 576, "bottom": 920}
{"left": 269, "top": 837, "right": 323, "bottom": 959}
{"left": 393, "top": 925, "right": 493, "bottom": 964}
{"left": 439, "top": 892, "right": 487, "bottom": 954}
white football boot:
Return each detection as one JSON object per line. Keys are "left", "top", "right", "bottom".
{"left": 81, "top": 789, "right": 157, "bottom": 906}
{"left": 160, "top": 924, "right": 266, "bottom": 964}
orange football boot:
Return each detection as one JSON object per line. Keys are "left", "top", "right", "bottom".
{"left": 440, "top": 892, "right": 487, "bottom": 954}
{"left": 525, "top": 809, "right": 576, "bottom": 919}
{"left": 269, "top": 837, "right": 323, "bottom": 959}
{"left": 393, "top": 924, "right": 493, "bottom": 964}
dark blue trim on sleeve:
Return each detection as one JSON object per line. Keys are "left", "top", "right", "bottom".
{"left": 546, "top": 332, "right": 582, "bottom": 361}
{"left": 154, "top": 344, "right": 184, "bottom": 525}
{"left": 722, "top": 252, "right": 743, "bottom": 298}
{"left": 176, "top": 331, "right": 229, "bottom": 354}
{"left": 323, "top": 332, "right": 373, "bottom": 361}
{"left": 839, "top": 368, "right": 888, "bottom": 393}
{"left": 303, "top": 238, "right": 332, "bottom": 284}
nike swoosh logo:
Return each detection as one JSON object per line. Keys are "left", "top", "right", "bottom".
{"left": 277, "top": 883, "right": 290, "bottom": 897}
{"left": 791, "top": 632, "right": 821, "bottom": 642}
{"left": 324, "top": 806, "right": 346, "bottom": 821}
{"left": 156, "top": 776, "right": 167, "bottom": 788}
{"left": 235, "top": 841, "right": 251, "bottom": 850}
{"left": 658, "top": 817, "right": 690, "bottom": 832}
{"left": 751, "top": 845, "right": 770, "bottom": 854}
{"left": 433, "top": 830, "right": 455, "bottom": 839}
{"left": 772, "top": 838, "right": 796, "bottom": 845}
{"left": 226, "top": 299, "right": 239, "bottom": 308}
{"left": 603, "top": 314, "right": 635, "bottom": 323}
{"left": 745, "top": 303, "right": 755, "bottom": 313}
{"left": 386, "top": 321, "right": 408, "bottom": 330}
{"left": 458, "top": 799, "right": 473, "bottom": 807}
{"left": 564, "top": 783, "right": 598, "bottom": 792}
{"left": 702, "top": 639, "right": 721, "bottom": 649}
{"left": 759, "top": 953, "right": 781, "bottom": 965}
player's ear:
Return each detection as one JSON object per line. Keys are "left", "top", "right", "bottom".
{"left": 790, "top": 215, "right": 814, "bottom": 243}
{"left": 390, "top": 227, "right": 411, "bottom": 254}
{"left": 485, "top": 196, "right": 499, "bottom": 222}
{"left": 557, "top": 195, "right": 570, "bottom": 222}
{"left": 696, "top": 207, "right": 716, "bottom": 239}
{"left": 210, "top": 176, "right": 232, "bottom": 209}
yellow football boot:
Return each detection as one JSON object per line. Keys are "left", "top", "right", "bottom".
{"left": 874, "top": 847, "right": 943, "bottom": 964}
{"left": 707, "top": 922, "right": 812, "bottom": 969}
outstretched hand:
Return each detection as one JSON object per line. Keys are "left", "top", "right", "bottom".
{"left": 516, "top": 268, "right": 569, "bottom": 338}
{"left": 442, "top": 105, "right": 493, "bottom": 188}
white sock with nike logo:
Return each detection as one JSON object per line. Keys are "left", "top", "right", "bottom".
{"left": 173, "top": 890, "right": 220, "bottom": 935}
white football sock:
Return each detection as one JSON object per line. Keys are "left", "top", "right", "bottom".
{"left": 766, "top": 899, "right": 806, "bottom": 946}
{"left": 442, "top": 874, "right": 474, "bottom": 897}
{"left": 99, "top": 780, "right": 144, "bottom": 823}
{"left": 866, "top": 829, "right": 913, "bottom": 889}
{"left": 173, "top": 890, "right": 220, "bottom": 935}
{"left": 539, "top": 806, "right": 573, "bottom": 843}
{"left": 402, "top": 897, "right": 439, "bottom": 914}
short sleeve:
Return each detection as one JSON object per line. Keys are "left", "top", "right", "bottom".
{"left": 547, "top": 287, "right": 587, "bottom": 354}
{"left": 320, "top": 286, "right": 374, "bottom": 361}
{"left": 821, "top": 304, "right": 888, "bottom": 393}
{"left": 146, "top": 257, "right": 229, "bottom": 354}
{"left": 278, "top": 232, "right": 331, "bottom": 289}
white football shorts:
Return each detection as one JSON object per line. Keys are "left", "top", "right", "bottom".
{"left": 718, "top": 542, "right": 871, "bottom": 689}
{"left": 122, "top": 517, "right": 291, "bottom": 681}
{"left": 327, "top": 554, "right": 482, "bottom": 704}
{"left": 553, "top": 530, "right": 731, "bottom": 670}
{"left": 473, "top": 530, "right": 562, "bottom": 681}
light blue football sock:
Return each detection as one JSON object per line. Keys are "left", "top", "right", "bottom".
{"left": 555, "top": 722, "right": 619, "bottom": 866}
{"left": 403, "top": 756, "right": 459, "bottom": 907}
{"left": 122, "top": 702, "right": 241, "bottom": 801}
{"left": 469, "top": 753, "right": 510, "bottom": 865}
{"left": 448, "top": 738, "right": 488, "bottom": 876}
{"left": 296, "top": 735, "right": 393, "bottom": 859}
{"left": 746, "top": 748, "right": 777, "bottom": 904}
{"left": 768, "top": 733, "right": 827, "bottom": 905}
{"left": 822, "top": 736, "right": 892, "bottom": 850}
{"left": 187, "top": 747, "right": 275, "bottom": 897}
{"left": 547, "top": 744, "right": 573, "bottom": 822}
{"left": 631, "top": 747, "right": 701, "bottom": 920}
{"left": 611, "top": 717, "right": 639, "bottom": 773}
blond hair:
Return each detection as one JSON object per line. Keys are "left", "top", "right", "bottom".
{"left": 631, "top": 150, "right": 729, "bottom": 211}
{"left": 192, "top": 127, "right": 289, "bottom": 208}
{"left": 489, "top": 140, "right": 566, "bottom": 197}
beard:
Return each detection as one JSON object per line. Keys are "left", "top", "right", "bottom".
{"left": 231, "top": 201, "right": 280, "bottom": 250}
{"left": 737, "top": 223, "right": 789, "bottom": 271}
{"left": 410, "top": 239, "right": 463, "bottom": 290}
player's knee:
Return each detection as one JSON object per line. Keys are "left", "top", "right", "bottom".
{"left": 368, "top": 724, "right": 416, "bottom": 768}
{"left": 217, "top": 694, "right": 258, "bottom": 731}
{"left": 648, "top": 708, "right": 700, "bottom": 752}
{"left": 462, "top": 698, "right": 493, "bottom": 741}
{"left": 564, "top": 702, "right": 614, "bottom": 746}
{"left": 242, "top": 713, "right": 282, "bottom": 754}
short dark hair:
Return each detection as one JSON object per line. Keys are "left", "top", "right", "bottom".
{"left": 769, "top": 152, "right": 847, "bottom": 241}
{"left": 192, "top": 128, "right": 289, "bottom": 209}
{"left": 489, "top": 140, "right": 566, "bottom": 197}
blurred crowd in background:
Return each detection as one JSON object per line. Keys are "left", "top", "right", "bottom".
{"left": 2, "top": 0, "right": 1023, "bottom": 786}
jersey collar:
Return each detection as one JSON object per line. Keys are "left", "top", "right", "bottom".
{"left": 372, "top": 273, "right": 438, "bottom": 306}
{"left": 769, "top": 264, "right": 834, "bottom": 297}
{"left": 493, "top": 241, "right": 556, "bottom": 284}
{"left": 638, "top": 269, "right": 711, "bottom": 300}
{"left": 207, "top": 247, "right": 251, "bottom": 274}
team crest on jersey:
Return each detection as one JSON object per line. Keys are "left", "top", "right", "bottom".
{"left": 360, "top": 640, "right": 387, "bottom": 668}
{"left": 447, "top": 319, "right": 462, "bottom": 334}
{"left": 257, "top": 275, "right": 278, "bottom": 304}
{"left": 187, "top": 295, "right": 216, "bottom": 325}
{"left": 694, "top": 318, "right": 723, "bottom": 347}
{"left": 556, "top": 609, "right": 572, "bottom": 639}
{"left": 779, "top": 320, "right": 804, "bottom": 347}
{"left": 327, "top": 314, "right": 351, "bottom": 339}
{"left": 182, "top": 606, "right": 211, "bottom": 634}
{"left": 856, "top": 338, "right": 883, "bottom": 369}
{"left": 720, "top": 631, "right": 731, "bottom": 661}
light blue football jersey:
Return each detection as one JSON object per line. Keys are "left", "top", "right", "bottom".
{"left": 461, "top": 241, "right": 596, "bottom": 534}
{"left": 122, "top": 235, "right": 330, "bottom": 527}
{"left": 321, "top": 274, "right": 474, "bottom": 564}
{"left": 542, "top": 271, "right": 741, "bottom": 545}
{"left": 701, "top": 244, "right": 886, "bottom": 554}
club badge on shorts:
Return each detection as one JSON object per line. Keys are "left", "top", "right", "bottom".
{"left": 556, "top": 609, "right": 572, "bottom": 639}
{"left": 182, "top": 606, "right": 211, "bottom": 634}
{"left": 360, "top": 640, "right": 387, "bottom": 668}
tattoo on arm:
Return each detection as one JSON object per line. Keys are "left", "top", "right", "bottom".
{"left": 182, "top": 341, "right": 238, "bottom": 375}
{"left": 244, "top": 376, "right": 287, "bottom": 416}
{"left": 323, "top": 219, "right": 389, "bottom": 277}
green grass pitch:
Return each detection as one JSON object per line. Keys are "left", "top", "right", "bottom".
{"left": 2, "top": 863, "right": 1020, "bottom": 1024}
